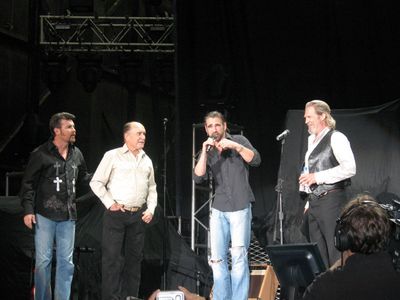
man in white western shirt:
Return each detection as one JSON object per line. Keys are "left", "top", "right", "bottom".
{"left": 90, "top": 121, "right": 157, "bottom": 300}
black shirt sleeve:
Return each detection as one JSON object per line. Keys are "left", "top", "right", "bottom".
{"left": 19, "top": 150, "right": 42, "bottom": 215}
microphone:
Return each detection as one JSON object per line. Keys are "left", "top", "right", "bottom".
{"left": 206, "top": 136, "right": 216, "bottom": 152}
{"left": 276, "top": 129, "right": 290, "bottom": 141}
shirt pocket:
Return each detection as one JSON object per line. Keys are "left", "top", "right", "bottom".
{"left": 136, "top": 164, "right": 152, "bottom": 179}
{"left": 113, "top": 161, "right": 136, "bottom": 178}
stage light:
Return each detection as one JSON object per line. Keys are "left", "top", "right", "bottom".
{"left": 76, "top": 54, "right": 102, "bottom": 93}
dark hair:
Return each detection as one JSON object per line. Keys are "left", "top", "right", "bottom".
{"left": 123, "top": 121, "right": 143, "bottom": 135}
{"left": 123, "top": 122, "right": 133, "bottom": 135}
{"left": 204, "top": 111, "right": 226, "bottom": 125}
{"left": 338, "top": 194, "right": 391, "bottom": 254}
{"left": 49, "top": 112, "right": 76, "bottom": 136}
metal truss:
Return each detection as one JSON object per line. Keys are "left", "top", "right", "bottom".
{"left": 191, "top": 123, "right": 213, "bottom": 254}
{"left": 40, "top": 15, "right": 175, "bottom": 53}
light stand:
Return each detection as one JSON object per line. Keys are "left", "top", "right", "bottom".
{"left": 273, "top": 136, "right": 287, "bottom": 245}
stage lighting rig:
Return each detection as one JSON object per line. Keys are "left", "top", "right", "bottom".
{"left": 40, "top": 15, "right": 175, "bottom": 53}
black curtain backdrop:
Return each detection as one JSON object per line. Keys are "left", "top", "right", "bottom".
{"left": 175, "top": 0, "right": 400, "bottom": 224}
{"left": 273, "top": 99, "right": 400, "bottom": 244}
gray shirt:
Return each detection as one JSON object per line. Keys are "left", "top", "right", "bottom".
{"left": 193, "top": 133, "right": 261, "bottom": 212}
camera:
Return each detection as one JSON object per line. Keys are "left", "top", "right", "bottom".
{"left": 378, "top": 198, "right": 400, "bottom": 272}
{"left": 156, "top": 290, "right": 185, "bottom": 300}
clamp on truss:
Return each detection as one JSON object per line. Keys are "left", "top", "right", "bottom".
{"left": 40, "top": 15, "right": 175, "bottom": 53}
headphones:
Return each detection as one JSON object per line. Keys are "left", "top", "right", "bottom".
{"left": 334, "top": 200, "right": 378, "bottom": 252}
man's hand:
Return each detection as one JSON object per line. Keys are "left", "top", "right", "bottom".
{"left": 216, "top": 138, "right": 239, "bottom": 151}
{"left": 24, "top": 214, "right": 36, "bottom": 229}
{"left": 299, "top": 173, "right": 317, "bottom": 186}
{"left": 203, "top": 136, "right": 216, "bottom": 152}
{"left": 142, "top": 211, "right": 153, "bottom": 223}
{"left": 109, "top": 202, "right": 125, "bottom": 212}
{"left": 147, "top": 289, "right": 160, "bottom": 300}
{"left": 178, "top": 286, "right": 206, "bottom": 300}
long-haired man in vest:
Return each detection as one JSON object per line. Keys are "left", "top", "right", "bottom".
{"left": 299, "top": 100, "right": 356, "bottom": 267}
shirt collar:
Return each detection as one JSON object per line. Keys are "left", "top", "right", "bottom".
{"left": 121, "top": 143, "right": 146, "bottom": 158}
{"left": 311, "top": 127, "right": 331, "bottom": 144}
{"left": 47, "top": 138, "right": 74, "bottom": 153}
{"left": 225, "top": 132, "right": 233, "bottom": 140}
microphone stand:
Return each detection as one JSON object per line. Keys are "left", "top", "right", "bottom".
{"left": 273, "top": 136, "right": 287, "bottom": 245}
{"left": 162, "top": 117, "right": 168, "bottom": 289}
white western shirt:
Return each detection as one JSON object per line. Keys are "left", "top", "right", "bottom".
{"left": 90, "top": 144, "right": 157, "bottom": 214}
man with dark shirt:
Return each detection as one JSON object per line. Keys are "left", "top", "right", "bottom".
{"left": 193, "top": 111, "right": 261, "bottom": 300}
{"left": 19, "top": 112, "right": 91, "bottom": 300}
{"left": 303, "top": 194, "right": 400, "bottom": 300}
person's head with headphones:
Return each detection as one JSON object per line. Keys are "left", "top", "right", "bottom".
{"left": 334, "top": 193, "right": 392, "bottom": 255}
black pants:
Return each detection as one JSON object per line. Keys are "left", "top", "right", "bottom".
{"left": 101, "top": 209, "right": 146, "bottom": 300}
{"left": 307, "top": 190, "right": 348, "bottom": 267}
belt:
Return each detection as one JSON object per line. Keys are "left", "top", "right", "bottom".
{"left": 123, "top": 205, "right": 142, "bottom": 212}
{"left": 317, "top": 188, "right": 344, "bottom": 198}
{"left": 114, "top": 200, "right": 142, "bottom": 212}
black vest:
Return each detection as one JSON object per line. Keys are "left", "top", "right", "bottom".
{"left": 308, "top": 129, "right": 350, "bottom": 197}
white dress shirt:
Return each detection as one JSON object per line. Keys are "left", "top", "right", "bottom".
{"left": 90, "top": 144, "right": 157, "bottom": 214}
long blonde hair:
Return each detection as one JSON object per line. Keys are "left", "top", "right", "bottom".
{"left": 305, "top": 100, "right": 336, "bottom": 129}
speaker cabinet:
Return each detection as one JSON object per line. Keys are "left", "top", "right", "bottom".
{"left": 248, "top": 265, "right": 279, "bottom": 300}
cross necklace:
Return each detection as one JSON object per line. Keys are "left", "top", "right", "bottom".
{"left": 53, "top": 161, "right": 63, "bottom": 192}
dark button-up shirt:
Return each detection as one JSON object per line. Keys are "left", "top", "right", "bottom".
{"left": 303, "top": 252, "right": 400, "bottom": 300}
{"left": 19, "top": 139, "right": 92, "bottom": 221}
{"left": 193, "top": 133, "right": 261, "bottom": 212}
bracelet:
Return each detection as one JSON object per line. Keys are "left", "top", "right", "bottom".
{"left": 237, "top": 145, "right": 244, "bottom": 153}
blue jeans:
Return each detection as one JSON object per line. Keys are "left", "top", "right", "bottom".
{"left": 209, "top": 205, "right": 252, "bottom": 300}
{"left": 34, "top": 214, "right": 75, "bottom": 300}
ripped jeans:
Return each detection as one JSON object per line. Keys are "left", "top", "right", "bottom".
{"left": 209, "top": 205, "right": 251, "bottom": 300}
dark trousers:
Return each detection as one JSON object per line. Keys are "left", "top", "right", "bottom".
{"left": 307, "top": 190, "right": 348, "bottom": 267}
{"left": 101, "top": 209, "right": 145, "bottom": 300}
